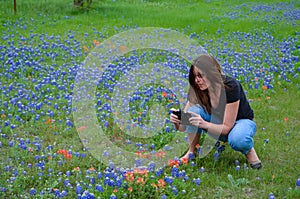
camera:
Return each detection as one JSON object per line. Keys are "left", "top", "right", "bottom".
{"left": 172, "top": 110, "right": 193, "bottom": 125}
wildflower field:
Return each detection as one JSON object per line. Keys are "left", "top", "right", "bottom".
{"left": 0, "top": 0, "right": 299, "bottom": 198}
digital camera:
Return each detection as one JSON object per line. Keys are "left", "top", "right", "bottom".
{"left": 172, "top": 110, "right": 193, "bottom": 125}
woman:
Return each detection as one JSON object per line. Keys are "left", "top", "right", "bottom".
{"left": 170, "top": 54, "right": 262, "bottom": 169}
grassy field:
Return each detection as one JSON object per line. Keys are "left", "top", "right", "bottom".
{"left": 0, "top": 0, "right": 299, "bottom": 198}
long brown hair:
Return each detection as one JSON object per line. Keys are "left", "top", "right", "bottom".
{"left": 188, "top": 54, "right": 225, "bottom": 114}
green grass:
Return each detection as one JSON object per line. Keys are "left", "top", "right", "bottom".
{"left": 0, "top": 0, "right": 299, "bottom": 198}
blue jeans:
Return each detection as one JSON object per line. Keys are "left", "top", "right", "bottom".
{"left": 185, "top": 105, "right": 257, "bottom": 155}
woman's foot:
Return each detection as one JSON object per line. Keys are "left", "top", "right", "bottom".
{"left": 180, "top": 150, "right": 196, "bottom": 162}
{"left": 246, "top": 147, "right": 262, "bottom": 169}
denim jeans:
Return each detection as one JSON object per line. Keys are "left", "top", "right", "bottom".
{"left": 185, "top": 104, "right": 257, "bottom": 155}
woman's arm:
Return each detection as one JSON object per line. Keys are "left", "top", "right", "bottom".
{"left": 189, "top": 100, "right": 239, "bottom": 136}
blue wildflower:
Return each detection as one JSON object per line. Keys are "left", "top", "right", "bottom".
{"left": 29, "top": 188, "right": 37, "bottom": 195}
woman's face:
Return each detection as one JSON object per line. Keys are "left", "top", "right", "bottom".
{"left": 193, "top": 66, "right": 210, "bottom": 90}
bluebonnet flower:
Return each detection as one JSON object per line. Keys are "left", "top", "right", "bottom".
{"left": 172, "top": 186, "right": 178, "bottom": 195}
{"left": 184, "top": 175, "right": 189, "bottom": 182}
{"left": 90, "top": 177, "right": 95, "bottom": 184}
{"left": 29, "top": 188, "right": 37, "bottom": 195}
{"left": 66, "top": 171, "right": 71, "bottom": 176}
{"left": 95, "top": 184, "right": 104, "bottom": 192}
{"left": 235, "top": 160, "right": 240, "bottom": 166}
{"left": 161, "top": 194, "right": 167, "bottom": 199}
{"left": 264, "top": 139, "right": 269, "bottom": 144}
{"left": 76, "top": 184, "right": 83, "bottom": 194}
{"left": 164, "top": 176, "right": 174, "bottom": 185}
{"left": 193, "top": 178, "right": 201, "bottom": 186}
{"left": 9, "top": 140, "right": 14, "bottom": 147}
{"left": 296, "top": 178, "right": 300, "bottom": 187}
{"left": 214, "top": 151, "right": 220, "bottom": 161}
{"left": 269, "top": 193, "right": 275, "bottom": 199}
{"left": 200, "top": 167, "right": 205, "bottom": 173}
{"left": 156, "top": 168, "right": 163, "bottom": 177}
{"left": 110, "top": 194, "right": 117, "bottom": 199}
{"left": 171, "top": 166, "right": 179, "bottom": 177}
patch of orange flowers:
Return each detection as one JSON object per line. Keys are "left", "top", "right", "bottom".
{"left": 154, "top": 150, "right": 166, "bottom": 158}
{"left": 124, "top": 168, "right": 149, "bottom": 184}
{"left": 93, "top": 39, "right": 100, "bottom": 46}
{"left": 45, "top": 118, "right": 53, "bottom": 125}
{"left": 181, "top": 157, "right": 188, "bottom": 165}
{"left": 57, "top": 149, "right": 72, "bottom": 160}
{"left": 151, "top": 178, "right": 166, "bottom": 190}
{"left": 168, "top": 159, "right": 180, "bottom": 167}
{"left": 136, "top": 177, "right": 145, "bottom": 185}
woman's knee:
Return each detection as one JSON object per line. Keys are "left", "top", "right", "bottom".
{"left": 228, "top": 120, "right": 256, "bottom": 154}
{"left": 228, "top": 135, "right": 253, "bottom": 153}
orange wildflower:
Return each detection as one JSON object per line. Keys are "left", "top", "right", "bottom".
{"left": 83, "top": 46, "right": 89, "bottom": 52}
{"left": 77, "top": 126, "right": 86, "bottom": 132}
{"left": 141, "top": 153, "right": 151, "bottom": 159}
{"left": 134, "top": 168, "right": 148, "bottom": 177}
{"left": 155, "top": 151, "right": 166, "bottom": 158}
{"left": 284, "top": 117, "right": 289, "bottom": 122}
{"left": 119, "top": 45, "right": 129, "bottom": 54}
{"left": 181, "top": 157, "right": 188, "bottom": 165}
{"left": 89, "top": 166, "right": 95, "bottom": 171}
{"left": 45, "top": 118, "right": 53, "bottom": 125}
{"left": 168, "top": 159, "right": 179, "bottom": 167}
{"left": 1, "top": 114, "right": 6, "bottom": 118}
{"left": 128, "top": 187, "right": 133, "bottom": 192}
{"left": 65, "top": 153, "right": 72, "bottom": 160}
{"left": 262, "top": 85, "right": 268, "bottom": 90}
{"left": 136, "top": 177, "right": 145, "bottom": 185}
{"left": 124, "top": 171, "right": 134, "bottom": 181}
{"left": 157, "top": 179, "right": 166, "bottom": 188}
{"left": 93, "top": 39, "right": 100, "bottom": 46}
{"left": 162, "top": 91, "right": 167, "bottom": 98}
{"left": 74, "top": 167, "right": 80, "bottom": 171}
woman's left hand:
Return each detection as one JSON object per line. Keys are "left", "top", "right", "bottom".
{"left": 188, "top": 112, "right": 209, "bottom": 130}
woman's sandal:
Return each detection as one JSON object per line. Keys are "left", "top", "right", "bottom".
{"left": 249, "top": 160, "right": 263, "bottom": 169}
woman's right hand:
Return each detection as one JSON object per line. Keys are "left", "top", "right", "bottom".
{"left": 170, "top": 108, "right": 181, "bottom": 125}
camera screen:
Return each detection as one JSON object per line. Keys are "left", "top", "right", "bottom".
{"left": 181, "top": 112, "right": 192, "bottom": 125}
